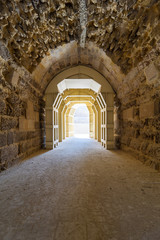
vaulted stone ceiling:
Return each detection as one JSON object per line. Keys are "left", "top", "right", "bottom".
{"left": 0, "top": 0, "right": 159, "bottom": 73}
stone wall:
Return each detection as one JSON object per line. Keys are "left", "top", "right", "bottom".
{"left": 0, "top": 0, "right": 159, "bottom": 173}
{"left": 0, "top": 47, "right": 44, "bottom": 172}
{"left": 118, "top": 47, "right": 160, "bottom": 170}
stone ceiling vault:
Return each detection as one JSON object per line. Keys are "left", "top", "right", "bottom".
{"left": 0, "top": 0, "right": 159, "bottom": 74}
{"left": 32, "top": 41, "right": 124, "bottom": 93}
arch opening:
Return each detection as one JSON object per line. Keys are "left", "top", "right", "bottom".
{"left": 73, "top": 104, "right": 90, "bottom": 139}
{"left": 45, "top": 65, "right": 115, "bottom": 150}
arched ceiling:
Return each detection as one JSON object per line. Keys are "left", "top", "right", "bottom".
{"left": 45, "top": 64, "right": 115, "bottom": 94}
{"left": 0, "top": 0, "right": 159, "bottom": 73}
{"left": 33, "top": 41, "right": 124, "bottom": 92}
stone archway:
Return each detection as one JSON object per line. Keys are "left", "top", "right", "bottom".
{"left": 44, "top": 65, "right": 115, "bottom": 150}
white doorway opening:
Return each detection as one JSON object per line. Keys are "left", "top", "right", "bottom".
{"left": 73, "top": 104, "right": 89, "bottom": 138}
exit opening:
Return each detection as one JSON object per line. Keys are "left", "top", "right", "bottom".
{"left": 73, "top": 104, "right": 89, "bottom": 138}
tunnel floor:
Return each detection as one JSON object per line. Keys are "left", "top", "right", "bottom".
{"left": 0, "top": 138, "right": 160, "bottom": 240}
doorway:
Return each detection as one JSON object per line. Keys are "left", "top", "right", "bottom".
{"left": 73, "top": 104, "right": 89, "bottom": 138}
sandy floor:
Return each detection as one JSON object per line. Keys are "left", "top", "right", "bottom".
{"left": 0, "top": 138, "right": 160, "bottom": 240}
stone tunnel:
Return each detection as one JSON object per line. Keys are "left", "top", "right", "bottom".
{"left": 0, "top": 0, "right": 159, "bottom": 171}
{"left": 0, "top": 0, "right": 160, "bottom": 238}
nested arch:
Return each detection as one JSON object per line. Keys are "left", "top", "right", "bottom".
{"left": 45, "top": 65, "right": 114, "bottom": 95}
{"left": 45, "top": 65, "right": 115, "bottom": 150}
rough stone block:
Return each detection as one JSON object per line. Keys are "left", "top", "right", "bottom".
{"left": 19, "top": 117, "right": 28, "bottom": 130}
{"left": 145, "top": 63, "right": 159, "bottom": 83}
{"left": 32, "top": 137, "right": 41, "bottom": 147}
{"left": 32, "top": 63, "right": 46, "bottom": 83}
{"left": 1, "top": 117, "right": 18, "bottom": 130}
{"left": 3, "top": 66, "right": 14, "bottom": 84}
{"left": 26, "top": 101, "right": 34, "bottom": 120}
{"left": 27, "top": 131, "right": 35, "bottom": 139}
{"left": 123, "top": 107, "right": 134, "bottom": 120}
{"left": 0, "top": 41, "right": 10, "bottom": 59}
{"left": 140, "top": 100, "right": 160, "bottom": 119}
{"left": 19, "top": 142, "right": 28, "bottom": 154}
{"left": 28, "top": 120, "right": 35, "bottom": 130}
{"left": 35, "top": 130, "right": 41, "bottom": 138}
{"left": 0, "top": 100, "right": 6, "bottom": 114}
{"left": 35, "top": 122, "right": 40, "bottom": 129}
{"left": 0, "top": 132, "right": 7, "bottom": 147}
{"left": 0, "top": 144, "right": 18, "bottom": 163}
{"left": 11, "top": 71, "right": 19, "bottom": 86}
{"left": 7, "top": 131, "right": 14, "bottom": 145}
{"left": 155, "top": 132, "right": 160, "bottom": 144}
{"left": 35, "top": 112, "right": 39, "bottom": 121}
{"left": 124, "top": 67, "right": 139, "bottom": 82}
{"left": 140, "top": 141, "right": 149, "bottom": 155}
{"left": 14, "top": 131, "right": 27, "bottom": 143}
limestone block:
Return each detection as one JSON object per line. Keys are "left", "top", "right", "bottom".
{"left": 1, "top": 117, "right": 18, "bottom": 130}
{"left": 46, "top": 110, "right": 53, "bottom": 125}
{"left": 124, "top": 67, "right": 139, "bottom": 83}
{"left": 26, "top": 101, "right": 34, "bottom": 120}
{"left": 0, "top": 132, "right": 7, "bottom": 147}
{"left": 46, "top": 127, "right": 53, "bottom": 142}
{"left": 145, "top": 63, "right": 159, "bottom": 83}
{"left": 35, "top": 112, "right": 39, "bottom": 122}
{"left": 123, "top": 107, "right": 134, "bottom": 121}
{"left": 32, "top": 63, "right": 46, "bottom": 83}
{"left": 32, "top": 137, "right": 41, "bottom": 148}
{"left": 0, "top": 41, "right": 10, "bottom": 60}
{"left": 7, "top": 132, "right": 14, "bottom": 145}
{"left": 107, "top": 128, "right": 114, "bottom": 141}
{"left": 27, "top": 131, "right": 35, "bottom": 139}
{"left": 19, "top": 117, "right": 28, "bottom": 130}
{"left": 14, "top": 131, "right": 27, "bottom": 143}
{"left": 19, "top": 141, "right": 32, "bottom": 154}
{"left": 106, "top": 93, "right": 114, "bottom": 106}
{"left": 35, "top": 122, "right": 40, "bottom": 129}
{"left": 0, "top": 144, "right": 18, "bottom": 163}
{"left": 0, "top": 100, "right": 6, "bottom": 114}
{"left": 28, "top": 120, "right": 35, "bottom": 130}
{"left": 11, "top": 71, "right": 19, "bottom": 86}
{"left": 140, "top": 100, "right": 160, "bottom": 119}
{"left": 45, "top": 94, "right": 55, "bottom": 106}
{"left": 107, "top": 111, "right": 113, "bottom": 124}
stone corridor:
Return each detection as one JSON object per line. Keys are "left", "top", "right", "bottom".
{"left": 0, "top": 138, "right": 160, "bottom": 240}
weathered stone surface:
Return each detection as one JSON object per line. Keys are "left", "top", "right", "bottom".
{"left": 121, "top": 79, "right": 160, "bottom": 170}
{"left": 0, "top": 0, "right": 159, "bottom": 74}
{"left": 0, "top": 144, "right": 18, "bottom": 164}
{"left": 11, "top": 71, "right": 19, "bottom": 86}
{"left": 19, "top": 141, "right": 32, "bottom": 154}
{"left": 13, "top": 131, "right": 27, "bottom": 143}
{"left": 0, "top": 41, "right": 10, "bottom": 60}
{"left": 1, "top": 117, "right": 18, "bottom": 130}
{"left": 0, "top": 132, "right": 7, "bottom": 147}
{"left": 140, "top": 100, "right": 160, "bottom": 119}
{"left": 0, "top": 100, "right": 6, "bottom": 114}
{"left": 123, "top": 107, "right": 134, "bottom": 121}
{"left": 145, "top": 62, "right": 159, "bottom": 83}
{"left": 0, "top": 0, "right": 79, "bottom": 72}
{"left": 7, "top": 131, "right": 14, "bottom": 145}
{"left": 28, "top": 119, "right": 35, "bottom": 130}
{"left": 19, "top": 117, "right": 28, "bottom": 131}
{"left": 26, "top": 101, "right": 34, "bottom": 120}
